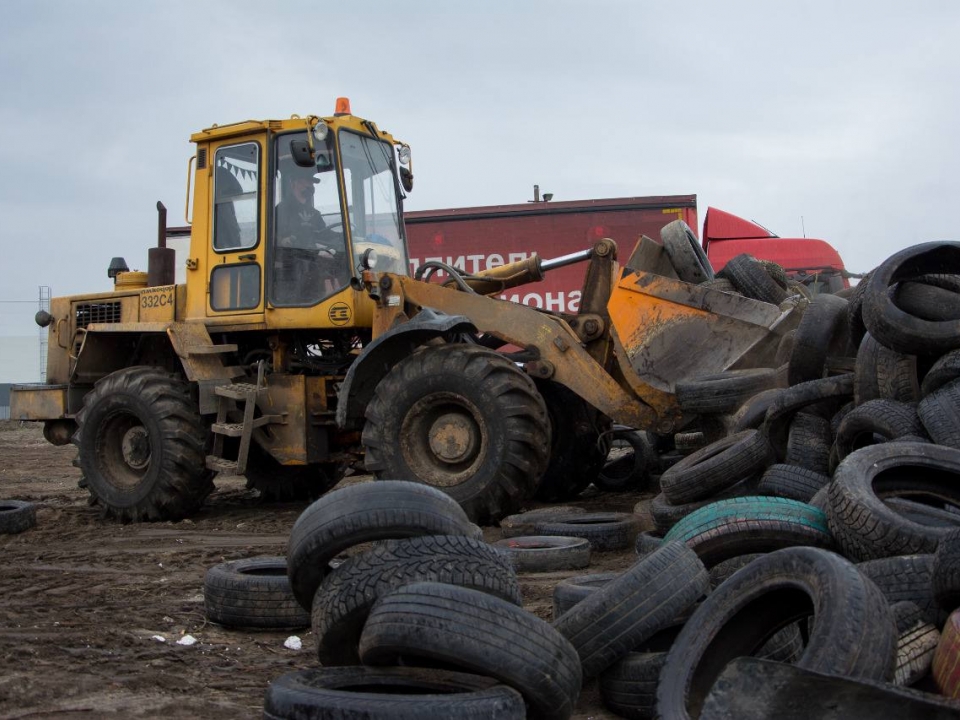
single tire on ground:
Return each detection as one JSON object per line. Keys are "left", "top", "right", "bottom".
{"left": 204, "top": 557, "right": 310, "bottom": 629}
{"left": 551, "top": 541, "right": 708, "bottom": 679}
{"left": 361, "top": 344, "right": 551, "bottom": 524}
{"left": 0, "top": 500, "right": 36, "bottom": 534}
{"left": 502, "top": 511, "right": 641, "bottom": 552}
{"left": 72, "top": 366, "right": 213, "bottom": 522}
{"left": 286, "top": 480, "right": 478, "bottom": 611}
{"left": 657, "top": 546, "right": 897, "bottom": 720}
{"left": 262, "top": 667, "right": 526, "bottom": 720}
{"left": 494, "top": 535, "right": 591, "bottom": 573}
{"left": 359, "top": 581, "right": 583, "bottom": 720}
{"left": 311, "top": 534, "right": 521, "bottom": 665}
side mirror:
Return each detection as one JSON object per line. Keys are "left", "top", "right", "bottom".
{"left": 290, "top": 140, "right": 315, "bottom": 167}
{"left": 399, "top": 166, "right": 414, "bottom": 192}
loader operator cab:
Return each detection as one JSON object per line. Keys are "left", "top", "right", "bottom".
{"left": 269, "top": 118, "right": 409, "bottom": 307}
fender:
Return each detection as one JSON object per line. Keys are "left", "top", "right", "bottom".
{"left": 336, "top": 308, "right": 477, "bottom": 430}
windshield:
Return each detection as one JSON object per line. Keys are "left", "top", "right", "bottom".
{"left": 339, "top": 130, "right": 408, "bottom": 275}
{"left": 270, "top": 132, "right": 351, "bottom": 306}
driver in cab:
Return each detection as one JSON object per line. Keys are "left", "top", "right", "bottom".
{"left": 276, "top": 162, "right": 338, "bottom": 259}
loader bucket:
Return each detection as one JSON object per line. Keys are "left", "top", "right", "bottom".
{"left": 608, "top": 269, "right": 798, "bottom": 393}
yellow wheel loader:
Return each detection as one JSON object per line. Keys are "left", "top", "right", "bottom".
{"left": 11, "top": 99, "right": 800, "bottom": 523}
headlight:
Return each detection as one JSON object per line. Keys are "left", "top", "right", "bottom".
{"left": 361, "top": 248, "right": 379, "bottom": 270}
{"left": 313, "top": 121, "right": 329, "bottom": 142}
{"left": 398, "top": 145, "right": 411, "bottom": 166}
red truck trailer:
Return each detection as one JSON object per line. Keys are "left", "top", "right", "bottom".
{"left": 404, "top": 195, "right": 698, "bottom": 313}
{"left": 405, "top": 198, "right": 851, "bottom": 307}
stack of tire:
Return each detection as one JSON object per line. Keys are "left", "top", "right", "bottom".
{"left": 258, "top": 480, "right": 584, "bottom": 719}
{"left": 597, "top": 241, "right": 960, "bottom": 717}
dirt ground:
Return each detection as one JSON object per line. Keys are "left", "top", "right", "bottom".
{"left": 0, "top": 421, "right": 650, "bottom": 719}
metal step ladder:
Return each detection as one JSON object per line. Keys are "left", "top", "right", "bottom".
{"left": 206, "top": 362, "right": 285, "bottom": 475}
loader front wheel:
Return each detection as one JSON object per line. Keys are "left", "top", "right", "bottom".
{"left": 73, "top": 366, "right": 213, "bottom": 522}
{"left": 361, "top": 344, "right": 551, "bottom": 524}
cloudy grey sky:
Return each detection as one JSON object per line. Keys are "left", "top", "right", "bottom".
{"left": 1, "top": 0, "right": 958, "bottom": 337}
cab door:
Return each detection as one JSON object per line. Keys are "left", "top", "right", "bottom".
{"left": 206, "top": 138, "right": 266, "bottom": 318}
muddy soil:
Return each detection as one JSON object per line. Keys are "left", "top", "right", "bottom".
{"left": 0, "top": 421, "right": 653, "bottom": 719}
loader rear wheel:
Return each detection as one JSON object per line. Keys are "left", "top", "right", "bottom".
{"left": 73, "top": 366, "right": 213, "bottom": 522}
{"left": 362, "top": 344, "right": 550, "bottom": 524}
{"left": 243, "top": 443, "right": 344, "bottom": 502}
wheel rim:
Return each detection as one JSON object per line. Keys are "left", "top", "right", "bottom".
{"left": 97, "top": 410, "right": 152, "bottom": 489}
{"left": 400, "top": 392, "right": 486, "bottom": 487}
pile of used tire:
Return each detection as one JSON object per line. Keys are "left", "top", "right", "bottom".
{"left": 200, "top": 241, "right": 960, "bottom": 718}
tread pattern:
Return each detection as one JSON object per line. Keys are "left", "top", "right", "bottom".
{"left": 360, "top": 581, "right": 582, "bottom": 720}
{"left": 0, "top": 500, "right": 37, "bottom": 534}
{"left": 552, "top": 573, "right": 620, "bottom": 620}
{"left": 857, "top": 555, "right": 941, "bottom": 625}
{"left": 675, "top": 369, "right": 778, "bottom": 415}
{"left": 263, "top": 667, "right": 525, "bottom": 720}
{"left": 662, "top": 495, "right": 834, "bottom": 568}
{"left": 660, "top": 430, "right": 774, "bottom": 505}
{"left": 757, "top": 464, "right": 830, "bottom": 502}
{"left": 72, "top": 366, "right": 212, "bottom": 522}
{"left": 286, "top": 480, "right": 477, "bottom": 611}
{"left": 836, "top": 399, "right": 926, "bottom": 461}
{"left": 718, "top": 254, "right": 788, "bottom": 304}
{"left": 494, "top": 535, "right": 591, "bottom": 572}
{"left": 362, "top": 344, "right": 550, "bottom": 523}
{"left": 827, "top": 442, "right": 960, "bottom": 561}
{"left": 313, "top": 535, "right": 520, "bottom": 665}
{"left": 552, "top": 541, "right": 708, "bottom": 678}
{"left": 204, "top": 557, "right": 310, "bottom": 629}
{"left": 919, "top": 379, "right": 960, "bottom": 450}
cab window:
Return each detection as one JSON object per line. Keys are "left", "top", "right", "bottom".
{"left": 213, "top": 143, "right": 260, "bottom": 251}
